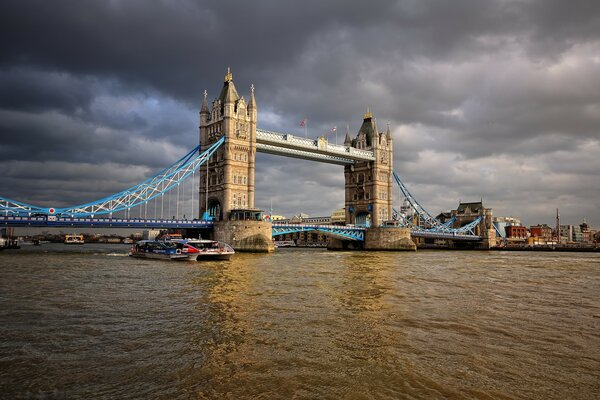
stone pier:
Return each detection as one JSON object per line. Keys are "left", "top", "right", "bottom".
{"left": 328, "top": 227, "right": 416, "bottom": 251}
{"left": 213, "top": 220, "right": 275, "bottom": 252}
{"left": 364, "top": 227, "right": 416, "bottom": 251}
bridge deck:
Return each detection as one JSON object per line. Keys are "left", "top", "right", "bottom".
{"left": 2, "top": 216, "right": 483, "bottom": 242}
{"left": 0, "top": 216, "right": 214, "bottom": 229}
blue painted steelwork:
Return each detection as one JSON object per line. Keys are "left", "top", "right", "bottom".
{"left": 391, "top": 172, "right": 483, "bottom": 239}
{"left": 1, "top": 137, "right": 224, "bottom": 218}
{"left": 0, "top": 215, "right": 214, "bottom": 229}
{"left": 493, "top": 221, "right": 507, "bottom": 238}
{"left": 272, "top": 224, "right": 365, "bottom": 241}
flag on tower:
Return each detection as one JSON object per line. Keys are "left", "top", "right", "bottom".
{"left": 331, "top": 126, "right": 337, "bottom": 132}
{"left": 300, "top": 119, "right": 307, "bottom": 127}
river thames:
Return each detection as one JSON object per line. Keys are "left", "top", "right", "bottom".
{"left": 1, "top": 244, "right": 599, "bottom": 399}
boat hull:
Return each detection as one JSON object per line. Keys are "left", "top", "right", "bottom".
{"left": 188, "top": 252, "right": 234, "bottom": 261}
{"left": 164, "top": 238, "right": 235, "bottom": 262}
{"left": 129, "top": 252, "right": 188, "bottom": 260}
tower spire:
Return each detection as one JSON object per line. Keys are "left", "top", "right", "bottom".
{"left": 225, "top": 67, "right": 233, "bottom": 82}
{"left": 248, "top": 83, "right": 256, "bottom": 110}
{"left": 344, "top": 124, "right": 352, "bottom": 146}
{"left": 200, "top": 89, "right": 209, "bottom": 114}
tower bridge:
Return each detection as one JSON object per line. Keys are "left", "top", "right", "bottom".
{"left": 1, "top": 68, "right": 495, "bottom": 250}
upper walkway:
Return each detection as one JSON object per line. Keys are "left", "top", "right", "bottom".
{"left": 256, "top": 129, "right": 375, "bottom": 165}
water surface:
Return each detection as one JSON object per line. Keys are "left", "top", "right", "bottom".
{"left": 1, "top": 244, "right": 599, "bottom": 399}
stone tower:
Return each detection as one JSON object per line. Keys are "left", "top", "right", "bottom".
{"left": 344, "top": 110, "right": 393, "bottom": 227}
{"left": 199, "top": 68, "right": 257, "bottom": 221}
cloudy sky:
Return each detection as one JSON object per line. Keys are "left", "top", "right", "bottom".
{"left": 1, "top": 0, "right": 599, "bottom": 226}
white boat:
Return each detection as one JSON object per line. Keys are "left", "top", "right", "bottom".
{"left": 164, "top": 238, "right": 235, "bottom": 261}
{"left": 128, "top": 240, "right": 188, "bottom": 260}
{"left": 64, "top": 234, "right": 84, "bottom": 245}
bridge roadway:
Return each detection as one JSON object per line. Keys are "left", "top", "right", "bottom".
{"left": 1, "top": 216, "right": 482, "bottom": 242}
{"left": 0, "top": 215, "right": 214, "bottom": 229}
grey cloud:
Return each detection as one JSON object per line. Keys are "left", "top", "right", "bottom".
{"left": 0, "top": 0, "right": 599, "bottom": 225}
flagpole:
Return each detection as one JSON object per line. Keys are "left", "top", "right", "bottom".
{"left": 305, "top": 119, "right": 307, "bottom": 138}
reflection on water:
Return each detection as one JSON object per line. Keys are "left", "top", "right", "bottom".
{"left": 1, "top": 244, "right": 599, "bottom": 399}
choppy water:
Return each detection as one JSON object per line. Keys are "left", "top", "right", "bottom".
{"left": 1, "top": 244, "right": 599, "bottom": 399}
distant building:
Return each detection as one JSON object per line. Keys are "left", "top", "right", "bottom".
{"left": 435, "top": 212, "right": 453, "bottom": 224}
{"left": 572, "top": 225, "right": 583, "bottom": 243}
{"left": 264, "top": 213, "right": 286, "bottom": 222}
{"left": 529, "top": 224, "right": 553, "bottom": 240}
{"left": 505, "top": 225, "right": 527, "bottom": 240}
{"left": 580, "top": 220, "right": 592, "bottom": 243}
{"left": 528, "top": 224, "right": 556, "bottom": 246}
{"left": 493, "top": 216, "right": 522, "bottom": 238}
{"left": 330, "top": 208, "right": 346, "bottom": 225}
{"left": 451, "top": 201, "right": 494, "bottom": 239}
{"left": 559, "top": 224, "right": 573, "bottom": 243}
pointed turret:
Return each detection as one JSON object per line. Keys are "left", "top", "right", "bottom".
{"left": 357, "top": 108, "right": 376, "bottom": 148}
{"left": 344, "top": 124, "right": 352, "bottom": 146}
{"left": 218, "top": 67, "right": 240, "bottom": 116}
{"left": 248, "top": 83, "right": 257, "bottom": 120}
{"left": 248, "top": 83, "right": 256, "bottom": 110}
{"left": 200, "top": 89, "right": 209, "bottom": 115}
{"left": 386, "top": 122, "right": 392, "bottom": 140}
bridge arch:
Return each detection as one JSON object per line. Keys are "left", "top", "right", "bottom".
{"left": 207, "top": 198, "right": 222, "bottom": 220}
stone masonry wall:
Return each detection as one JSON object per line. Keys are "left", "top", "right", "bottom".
{"left": 364, "top": 227, "right": 416, "bottom": 251}
{"left": 213, "top": 220, "right": 275, "bottom": 252}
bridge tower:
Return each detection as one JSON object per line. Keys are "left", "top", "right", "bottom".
{"left": 199, "top": 68, "right": 256, "bottom": 221}
{"left": 344, "top": 110, "right": 393, "bottom": 227}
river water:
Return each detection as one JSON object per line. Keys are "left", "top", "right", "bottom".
{"left": 1, "top": 244, "right": 599, "bottom": 399}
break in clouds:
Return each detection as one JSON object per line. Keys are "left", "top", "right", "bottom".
{"left": 0, "top": 0, "right": 599, "bottom": 225}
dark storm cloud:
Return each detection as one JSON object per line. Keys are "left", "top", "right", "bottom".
{"left": 0, "top": 0, "right": 599, "bottom": 225}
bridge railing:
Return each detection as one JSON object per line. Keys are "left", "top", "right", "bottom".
{"left": 0, "top": 215, "right": 214, "bottom": 228}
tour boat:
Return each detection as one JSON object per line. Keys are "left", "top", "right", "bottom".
{"left": 64, "top": 234, "right": 85, "bottom": 245}
{"left": 128, "top": 240, "right": 189, "bottom": 260}
{"left": 163, "top": 238, "right": 235, "bottom": 261}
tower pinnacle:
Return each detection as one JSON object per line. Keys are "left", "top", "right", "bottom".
{"left": 248, "top": 83, "right": 256, "bottom": 110}
{"left": 225, "top": 67, "right": 233, "bottom": 82}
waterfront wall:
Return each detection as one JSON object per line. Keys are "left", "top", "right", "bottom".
{"left": 213, "top": 220, "right": 275, "bottom": 252}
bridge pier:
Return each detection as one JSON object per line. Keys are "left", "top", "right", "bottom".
{"left": 328, "top": 227, "right": 415, "bottom": 251}
{"left": 364, "top": 227, "right": 416, "bottom": 251}
{"left": 213, "top": 220, "right": 275, "bottom": 253}
{"left": 327, "top": 237, "right": 365, "bottom": 251}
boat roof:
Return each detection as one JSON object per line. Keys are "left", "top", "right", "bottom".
{"left": 164, "top": 238, "right": 216, "bottom": 243}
